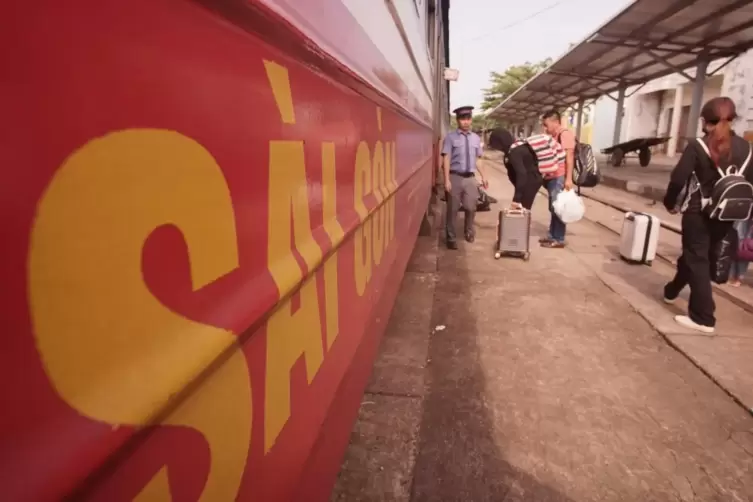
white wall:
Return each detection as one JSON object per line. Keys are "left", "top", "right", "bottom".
{"left": 623, "top": 92, "right": 661, "bottom": 139}
{"left": 591, "top": 96, "right": 618, "bottom": 151}
{"left": 721, "top": 49, "right": 753, "bottom": 136}
{"left": 591, "top": 69, "right": 728, "bottom": 156}
{"left": 655, "top": 75, "right": 723, "bottom": 139}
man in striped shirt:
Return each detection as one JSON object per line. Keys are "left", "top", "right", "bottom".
{"left": 540, "top": 109, "right": 576, "bottom": 249}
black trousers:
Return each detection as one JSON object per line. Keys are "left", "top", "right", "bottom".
{"left": 518, "top": 179, "right": 542, "bottom": 210}
{"left": 664, "top": 211, "right": 732, "bottom": 327}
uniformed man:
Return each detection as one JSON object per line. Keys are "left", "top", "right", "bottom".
{"left": 442, "top": 105, "right": 488, "bottom": 249}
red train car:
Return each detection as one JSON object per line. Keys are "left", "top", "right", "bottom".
{"left": 0, "top": 0, "right": 450, "bottom": 500}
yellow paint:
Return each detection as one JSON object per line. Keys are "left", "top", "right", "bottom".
{"left": 383, "top": 141, "right": 391, "bottom": 194}
{"left": 354, "top": 220, "right": 373, "bottom": 297}
{"left": 321, "top": 142, "right": 344, "bottom": 245}
{"left": 371, "top": 143, "right": 385, "bottom": 266}
{"left": 264, "top": 60, "right": 296, "bottom": 124}
{"left": 386, "top": 142, "right": 396, "bottom": 241}
{"left": 323, "top": 252, "right": 340, "bottom": 350}
{"left": 133, "top": 467, "right": 171, "bottom": 502}
{"left": 264, "top": 277, "right": 324, "bottom": 452}
{"left": 353, "top": 141, "right": 371, "bottom": 221}
{"left": 28, "top": 129, "right": 252, "bottom": 501}
{"left": 354, "top": 141, "right": 373, "bottom": 296}
{"left": 320, "top": 143, "right": 342, "bottom": 350}
{"left": 372, "top": 210, "right": 384, "bottom": 267}
{"left": 372, "top": 141, "right": 385, "bottom": 203}
{"left": 268, "top": 141, "right": 322, "bottom": 295}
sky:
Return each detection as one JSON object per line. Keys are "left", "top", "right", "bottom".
{"left": 448, "top": 0, "right": 633, "bottom": 112}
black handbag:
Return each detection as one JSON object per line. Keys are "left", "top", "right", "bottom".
{"left": 710, "top": 227, "right": 739, "bottom": 284}
{"left": 476, "top": 186, "right": 492, "bottom": 212}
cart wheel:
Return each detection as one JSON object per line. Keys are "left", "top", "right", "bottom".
{"left": 611, "top": 148, "right": 624, "bottom": 167}
{"left": 494, "top": 251, "right": 502, "bottom": 260}
{"left": 523, "top": 252, "right": 531, "bottom": 262}
{"left": 639, "top": 147, "right": 651, "bottom": 167}
{"left": 646, "top": 260, "right": 653, "bottom": 267}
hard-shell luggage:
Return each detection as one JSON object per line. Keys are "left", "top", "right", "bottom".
{"left": 494, "top": 208, "right": 531, "bottom": 261}
{"left": 619, "top": 211, "right": 660, "bottom": 265}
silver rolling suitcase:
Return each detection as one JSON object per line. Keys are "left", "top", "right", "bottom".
{"left": 494, "top": 208, "right": 531, "bottom": 261}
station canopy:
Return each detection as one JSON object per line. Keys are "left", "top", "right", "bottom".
{"left": 489, "top": 0, "right": 753, "bottom": 122}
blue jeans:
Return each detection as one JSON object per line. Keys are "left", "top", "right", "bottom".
{"left": 545, "top": 176, "right": 566, "bottom": 243}
{"left": 731, "top": 219, "right": 751, "bottom": 279}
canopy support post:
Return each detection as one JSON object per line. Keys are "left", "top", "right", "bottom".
{"left": 612, "top": 87, "right": 626, "bottom": 145}
{"left": 685, "top": 57, "right": 709, "bottom": 141}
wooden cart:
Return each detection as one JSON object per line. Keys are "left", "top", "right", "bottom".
{"left": 601, "top": 137, "right": 671, "bottom": 167}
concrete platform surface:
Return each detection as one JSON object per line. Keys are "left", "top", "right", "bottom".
{"left": 577, "top": 183, "right": 753, "bottom": 312}
{"left": 331, "top": 161, "right": 753, "bottom": 502}
{"left": 596, "top": 160, "right": 672, "bottom": 202}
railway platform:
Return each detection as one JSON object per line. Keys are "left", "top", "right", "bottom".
{"left": 332, "top": 158, "right": 753, "bottom": 502}
{"left": 595, "top": 155, "right": 675, "bottom": 203}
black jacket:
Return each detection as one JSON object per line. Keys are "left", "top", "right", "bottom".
{"left": 505, "top": 144, "right": 543, "bottom": 204}
{"left": 664, "top": 133, "right": 753, "bottom": 212}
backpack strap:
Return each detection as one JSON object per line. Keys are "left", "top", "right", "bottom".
{"left": 696, "top": 138, "right": 753, "bottom": 177}
{"left": 695, "top": 138, "right": 725, "bottom": 177}
{"left": 738, "top": 145, "right": 752, "bottom": 176}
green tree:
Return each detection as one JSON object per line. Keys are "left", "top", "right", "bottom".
{"left": 480, "top": 58, "right": 552, "bottom": 116}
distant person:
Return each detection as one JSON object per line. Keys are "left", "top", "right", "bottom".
{"left": 729, "top": 217, "right": 751, "bottom": 287}
{"left": 441, "top": 105, "right": 488, "bottom": 249}
{"left": 663, "top": 97, "right": 753, "bottom": 333}
{"left": 540, "top": 109, "right": 574, "bottom": 248}
{"left": 488, "top": 128, "right": 542, "bottom": 210}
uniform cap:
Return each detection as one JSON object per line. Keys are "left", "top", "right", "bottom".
{"left": 453, "top": 105, "right": 474, "bottom": 117}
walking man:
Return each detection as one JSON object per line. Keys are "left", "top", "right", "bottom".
{"left": 442, "top": 105, "right": 488, "bottom": 249}
{"left": 540, "top": 109, "right": 575, "bottom": 248}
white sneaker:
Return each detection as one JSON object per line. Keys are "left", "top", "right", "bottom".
{"left": 663, "top": 296, "right": 676, "bottom": 305}
{"left": 674, "top": 315, "right": 715, "bottom": 334}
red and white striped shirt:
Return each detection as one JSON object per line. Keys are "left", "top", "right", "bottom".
{"left": 511, "top": 133, "right": 566, "bottom": 179}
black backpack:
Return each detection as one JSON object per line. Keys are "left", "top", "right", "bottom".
{"left": 558, "top": 133, "right": 600, "bottom": 190}
{"left": 573, "top": 141, "right": 599, "bottom": 188}
{"left": 696, "top": 138, "right": 753, "bottom": 221}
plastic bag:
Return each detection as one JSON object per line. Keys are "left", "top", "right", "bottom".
{"left": 710, "top": 227, "right": 738, "bottom": 284}
{"left": 552, "top": 189, "right": 585, "bottom": 223}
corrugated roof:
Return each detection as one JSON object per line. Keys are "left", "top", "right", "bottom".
{"left": 489, "top": 0, "right": 753, "bottom": 121}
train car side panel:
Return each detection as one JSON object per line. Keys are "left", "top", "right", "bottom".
{"left": 0, "top": 0, "right": 444, "bottom": 500}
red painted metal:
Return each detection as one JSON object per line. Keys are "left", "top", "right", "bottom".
{"left": 0, "top": 0, "right": 438, "bottom": 500}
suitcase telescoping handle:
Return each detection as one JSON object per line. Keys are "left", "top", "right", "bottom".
{"left": 505, "top": 208, "right": 528, "bottom": 216}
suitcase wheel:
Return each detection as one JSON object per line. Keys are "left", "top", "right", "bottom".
{"left": 523, "top": 252, "right": 530, "bottom": 262}
{"left": 494, "top": 251, "right": 502, "bottom": 260}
